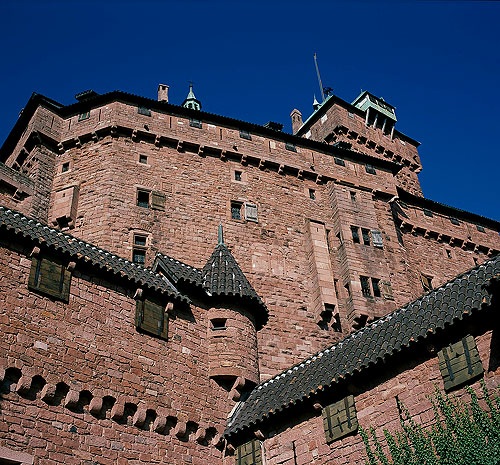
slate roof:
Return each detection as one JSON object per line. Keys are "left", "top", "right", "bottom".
{"left": 0, "top": 206, "right": 187, "bottom": 303}
{"left": 201, "top": 244, "right": 268, "bottom": 329}
{"left": 155, "top": 253, "right": 204, "bottom": 286}
{"left": 224, "top": 254, "right": 500, "bottom": 438}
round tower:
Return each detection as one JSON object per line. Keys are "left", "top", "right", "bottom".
{"left": 203, "top": 225, "right": 268, "bottom": 390}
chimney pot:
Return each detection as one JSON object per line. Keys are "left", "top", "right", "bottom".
{"left": 158, "top": 84, "right": 169, "bottom": 103}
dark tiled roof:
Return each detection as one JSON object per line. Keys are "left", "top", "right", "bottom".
{"left": 202, "top": 244, "right": 268, "bottom": 329}
{"left": 155, "top": 253, "right": 204, "bottom": 286}
{"left": 0, "top": 206, "right": 187, "bottom": 303}
{"left": 225, "top": 255, "right": 500, "bottom": 438}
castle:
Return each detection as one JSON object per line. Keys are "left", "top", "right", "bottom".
{"left": 0, "top": 82, "right": 499, "bottom": 465}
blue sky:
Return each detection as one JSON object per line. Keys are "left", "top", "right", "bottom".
{"left": 1, "top": 1, "right": 498, "bottom": 220}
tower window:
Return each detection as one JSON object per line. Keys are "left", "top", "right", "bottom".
{"left": 234, "top": 170, "right": 242, "bottom": 182}
{"left": 372, "top": 278, "right": 381, "bottom": 297}
{"left": 446, "top": 249, "right": 452, "bottom": 259}
{"left": 350, "top": 191, "right": 356, "bottom": 202}
{"left": 285, "top": 142, "right": 297, "bottom": 152}
{"left": 334, "top": 157, "right": 345, "bottom": 167}
{"left": 450, "top": 217, "right": 460, "bottom": 225}
{"left": 239, "top": 130, "right": 252, "bottom": 140}
{"left": 137, "top": 189, "right": 150, "bottom": 208}
{"left": 190, "top": 119, "right": 202, "bottom": 128}
{"left": 351, "top": 226, "right": 360, "bottom": 244}
{"left": 61, "top": 162, "right": 70, "bottom": 173}
{"left": 365, "top": 164, "right": 376, "bottom": 175}
{"left": 78, "top": 111, "right": 90, "bottom": 121}
{"left": 476, "top": 224, "right": 485, "bottom": 232}
{"left": 138, "top": 107, "right": 151, "bottom": 116}
{"left": 309, "top": 189, "right": 316, "bottom": 200}
{"left": 362, "top": 228, "right": 371, "bottom": 246}
{"left": 210, "top": 318, "right": 227, "bottom": 330}
{"left": 231, "top": 201, "right": 242, "bottom": 220}
{"left": 139, "top": 154, "right": 148, "bottom": 164}
{"left": 423, "top": 209, "right": 433, "bottom": 217}
{"left": 132, "top": 234, "right": 148, "bottom": 265}
{"left": 360, "top": 276, "right": 371, "bottom": 298}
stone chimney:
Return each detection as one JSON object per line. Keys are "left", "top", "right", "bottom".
{"left": 158, "top": 84, "right": 169, "bottom": 102}
{"left": 290, "top": 109, "right": 303, "bottom": 135}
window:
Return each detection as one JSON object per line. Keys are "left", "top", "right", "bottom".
{"left": 138, "top": 107, "right": 151, "bottom": 116}
{"left": 334, "top": 157, "right": 345, "bottom": 167}
{"left": 234, "top": 170, "right": 242, "bottom": 182}
{"left": 336, "top": 232, "right": 343, "bottom": 246}
{"left": 285, "top": 142, "right": 297, "bottom": 152}
{"left": 399, "top": 201, "right": 408, "bottom": 209}
{"left": 135, "top": 295, "right": 168, "bottom": 340}
{"left": 450, "top": 217, "right": 460, "bottom": 225}
{"left": 446, "top": 249, "right": 452, "bottom": 259}
{"left": 476, "top": 224, "right": 485, "bottom": 232}
{"left": 239, "top": 130, "right": 252, "bottom": 140}
{"left": 231, "top": 201, "right": 242, "bottom": 220}
{"left": 61, "top": 162, "right": 70, "bottom": 173}
{"left": 344, "top": 282, "right": 351, "bottom": 298}
{"left": 309, "top": 188, "right": 316, "bottom": 200}
{"left": 351, "top": 226, "right": 360, "bottom": 244}
{"left": 362, "top": 228, "right": 371, "bottom": 246}
{"left": 371, "top": 230, "right": 384, "bottom": 248}
{"left": 139, "top": 154, "right": 148, "bottom": 164}
{"left": 210, "top": 318, "right": 227, "bottom": 330}
{"left": 190, "top": 119, "right": 202, "bottom": 128}
{"left": 244, "top": 203, "right": 258, "bottom": 222}
{"left": 438, "top": 335, "right": 483, "bottom": 391}
{"left": 350, "top": 191, "right": 356, "bottom": 202}
{"left": 423, "top": 209, "right": 433, "bottom": 217}
{"left": 137, "top": 189, "right": 150, "bottom": 208}
{"left": 372, "top": 278, "right": 381, "bottom": 297}
{"left": 322, "top": 395, "right": 358, "bottom": 443}
{"left": 360, "top": 276, "right": 371, "bottom": 297}
{"left": 421, "top": 274, "right": 433, "bottom": 292}
{"left": 132, "top": 234, "right": 147, "bottom": 265}
{"left": 78, "top": 111, "right": 90, "bottom": 121}
{"left": 28, "top": 256, "right": 72, "bottom": 302}
{"left": 235, "top": 440, "right": 262, "bottom": 465}
{"left": 365, "top": 164, "right": 376, "bottom": 175}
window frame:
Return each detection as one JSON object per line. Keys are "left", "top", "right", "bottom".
{"left": 351, "top": 226, "right": 360, "bottom": 244}
{"left": 360, "top": 275, "right": 372, "bottom": 298}
{"left": 28, "top": 255, "right": 72, "bottom": 302}
{"left": 231, "top": 201, "right": 242, "bottom": 220}
{"left": 136, "top": 189, "right": 151, "bottom": 208}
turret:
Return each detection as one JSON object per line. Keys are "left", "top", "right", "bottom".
{"left": 202, "top": 225, "right": 268, "bottom": 393}
{"left": 182, "top": 83, "right": 202, "bottom": 110}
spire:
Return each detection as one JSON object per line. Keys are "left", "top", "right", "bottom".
{"left": 182, "top": 82, "right": 202, "bottom": 110}
{"left": 313, "top": 95, "right": 321, "bottom": 111}
{"left": 218, "top": 221, "right": 224, "bottom": 245}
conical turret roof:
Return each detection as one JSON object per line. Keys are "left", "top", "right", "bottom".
{"left": 201, "top": 231, "right": 268, "bottom": 328}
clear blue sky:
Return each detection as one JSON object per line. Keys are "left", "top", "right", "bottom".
{"left": 1, "top": 1, "right": 498, "bottom": 221}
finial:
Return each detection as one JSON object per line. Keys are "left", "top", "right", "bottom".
{"left": 218, "top": 221, "right": 224, "bottom": 245}
{"left": 313, "top": 95, "right": 321, "bottom": 111}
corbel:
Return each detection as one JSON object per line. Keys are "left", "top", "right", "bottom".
{"left": 195, "top": 425, "right": 207, "bottom": 443}
{"left": 64, "top": 389, "right": 80, "bottom": 409}
{"left": 313, "top": 402, "right": 323, "bottom": 412}
{"left": 132, "top": 407, "right": 147, "bottom": 427}
{"left": 33, "top": 131, "right": 42, "bottom": 145}
{"left": 241, "top": 154, "right": 248, "bottom": 165}
{"left": 166, "top": 302, "right": 174, "bottom": 314}
{"left": 258, "top": 159, "right": 265, "bottom": 170}
{"left": 198, "top": 146, "right": 206, "bottom": 157}
{"left": 92, "top": 131, "right": 99, "bottom": 142}
{"left": 67, "top": 261, "right": 76, "bottom": 272}
{"left": 225, "top": 442, "right": 235, "bottom": 454}
{"left": 110, "top": 125, "right": 118, "bottom": 137}
{"left": 30, "top": 246, "right": 41, "bottom": 257}
{"left": 133, "top": 288, "right": 143, "bottom": 300}
{"left": 174, "top": 421, "right": 187, "bottom": 438}
{"left": 297, "top": 169, "right": 304, "bottom": 179}
{"left": 75, "top": 136, "right": 82, "bottom": 148}
{"left": 220, "top": 150, "right": 227, "bottom": 160}
{"left": 254, "top": 430, "right": 265, "bottom": 440}
{"left": 278, "top": 164, "right": 285, "bottom": 175}
{"left": 154, "top": 135, "right": 161, "bottom": 147}
{"left": 57, "top": 142, "right": 65, "bottom": 154}
{"left": 131, "top": 129, "right": 138, "bottom": 141}
{"left": 177, "top": 141, "right": 184, "bottom": 152}
{"left": 316, "top": 174, "right": 323, "bottom": 184}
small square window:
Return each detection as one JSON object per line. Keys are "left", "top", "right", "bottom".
{"left": 138, "top": 107, "right": 151, "bottom": 116}
{"left": 372, "top": 278, "right": 381, "bottom": 298}
{"left": 476, "top": 224, "right": 485, "bottom": 232}
{"left": 450, "top": 217, "right": 460, "bottom": 225}
{"left": 210, "top": 318, "right": 227, "bottom": 330}
{"left": 334, "top": 157, "right": 345, "bottom": 167}
{"left": 61, "top": 162, "right": 70, "bottom": 173}
{"left": 285, "top": 142, "right": 297, "bottom": 152}
{"left": 139, "top": 154, "right": 148, "bottom": 164}
{"left": 190, "top": 119, "right": 202, "bottom": 128}
{"left": 360, "top": 276, "right": 371, "bottom": 297}
{"left": 239, "top": 130, "right": 252, "bottom": 140}
{"left": 362, "top": 228, "right": 371, "bottom": 246}
{"left": 78, "top": 111, "right": 90, "bottom": 121}
{"left": 351, "top": 226, "right": 360, "bottom": 244}
{"left": 234, "top": 170, "right": 242, "bottom": 182}
{"left": 309, "top": 189, "right": 316, "bottom": 200}
{"left": 132, "top": 249, "right": 146, "bottom": 265}
{"left": 365, "top": 164, "right": 376, "bottom": 175}
{"left": 137, "top": 190, "right": 150, "bottom": 208}
{"left": 423, "top": 209, "right": 433, "bottom": 217}
{"left": 231, "top": 201, "right": 242, "bottom": 220}
{"left": 134, "top": 235, "right": 147, "bottom": 247}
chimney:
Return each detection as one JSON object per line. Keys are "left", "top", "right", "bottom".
{"left": 158, "top": 84, "right": 169, "bottom": 102}
{"left": 290, "top": 109, "right": 303, "bottom": 135}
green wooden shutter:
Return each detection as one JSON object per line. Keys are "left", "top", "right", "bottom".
{"left": 322, "top": 395, "right": 358, "bottom": 443}
{"left": 151, "top": 191, "right": 166, "bottom": 211}
{"left": 135, "top": 296, "right": 168, "bottom": 340}
{"left": 236, "top": 440, "right": 262, "bottom": 465}
{"left": 28, "top": 257, "right": 71, "bottom": 302}
{"left": 438, "top": 335, "right": 483, "bottom": 391}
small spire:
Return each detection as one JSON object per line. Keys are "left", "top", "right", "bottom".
{"left": 218, "top": 221, "right": 224, "bottom": 245}
{"left": 182, "top": 81, "right": 202, "bottom": 110}
{"left": 313, "top": 95, "right": 321, "bottom": 111}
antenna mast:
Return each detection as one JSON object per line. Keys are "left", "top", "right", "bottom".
{"left": 314, "top": 53, "right": 325, "bottom": 102}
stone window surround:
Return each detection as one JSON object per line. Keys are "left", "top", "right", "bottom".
{"left": 0, "top": 446, "right": 34, "bottom": 464}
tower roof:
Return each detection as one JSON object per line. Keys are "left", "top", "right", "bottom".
{"left": 202, "top": 233, "right": 268, "bottom": 329}
{"left": 182, "top": 83, "right": 202, "bottom": 110}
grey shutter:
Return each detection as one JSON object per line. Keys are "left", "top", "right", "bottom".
{"left": 437, "top": 335, "right": 483, "bottom": 391}
{"left": 151, "top": 191, "right": 166, "bottom": 211}
{"left": 322, "top": 395, "right": 358, "bottom": 443}
{"left": 245, "top": 203, "right": 258, "bottom": 222}
{"left": 371, "top": 229, "right": 383, "bottom": 248}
